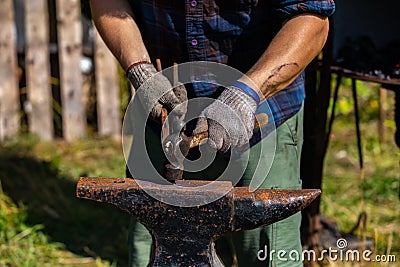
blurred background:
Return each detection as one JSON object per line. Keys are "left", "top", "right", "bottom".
{"left": 0, "top": 0, "right": 399, "bottom": 266}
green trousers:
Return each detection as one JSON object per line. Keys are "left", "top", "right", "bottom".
{"left": 127, "top": 105, "right": 304, "bottom": 267}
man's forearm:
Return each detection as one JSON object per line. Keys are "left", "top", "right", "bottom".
{"left": 241, "top": 14, "right": 329, "bottom": 99}
{"left": 90, "top": 0, "right": 150, "bottom": 70}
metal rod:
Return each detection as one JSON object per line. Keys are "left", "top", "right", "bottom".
{"left": 325, "top": 74, "right": 342, "bottom": 153}
{"left": 351, "top": 78, "right": 363, "bottom": 170}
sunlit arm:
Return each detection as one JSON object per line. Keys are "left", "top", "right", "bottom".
{"left": 241, "top": 14, "right": 329, "bottom": 99}
{"left": 90, "top": 0, "right": 150, "bottom": 70}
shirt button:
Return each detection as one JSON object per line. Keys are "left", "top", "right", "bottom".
{"left": 191, "top": 0, "right": 197, "bottom": 7}
{"left": 191, "top": 39, "right": 198, "bottom": 46}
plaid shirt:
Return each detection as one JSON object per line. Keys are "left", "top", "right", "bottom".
{"left": 129, "top": 0, "right": 335, "bottom": 143}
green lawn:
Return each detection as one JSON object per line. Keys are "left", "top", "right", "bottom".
{"left": 0, "top": 137, "right": 127, "bottom": 266}
{"left": 320, "top": 79, "right": 399, "bottom": 266}
{"left": 0, "top": 79, "right": 398, "bottom": 266}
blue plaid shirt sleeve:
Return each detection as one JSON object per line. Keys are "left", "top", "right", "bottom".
{"left": 272, "top": 0, "right": 336, "bottom": 19}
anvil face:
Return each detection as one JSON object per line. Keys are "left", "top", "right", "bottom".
{"left": 76, "top": 177, "right": 320, "bottom": 267}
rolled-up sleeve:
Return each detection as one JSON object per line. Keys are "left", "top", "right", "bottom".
{"left": 272, "top": 0, "right": 336, "bottom": 19}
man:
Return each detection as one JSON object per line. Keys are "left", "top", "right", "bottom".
{"left": 90, "top": 0, "right": 335, "bottom": 266}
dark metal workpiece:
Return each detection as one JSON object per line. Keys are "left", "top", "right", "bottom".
{"left": 76, "top": 177, "right": 320, "bottom": 267}
{"left": 163, "top": 130, "right": 208, "bottom": 181}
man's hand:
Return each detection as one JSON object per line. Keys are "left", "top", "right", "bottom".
{"left": 127, "top": 63, "right": 187, "bottom": 121}
{"left": 193, "top": 85, "right": 258, "bottom": 152}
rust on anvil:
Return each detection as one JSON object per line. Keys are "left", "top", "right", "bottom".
{"left": 76, "top": 177, "right": 320, "bottom": 267}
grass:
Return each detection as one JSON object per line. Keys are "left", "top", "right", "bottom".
{"left": 0, "top": 78, "right": 398, "bottom": 266}
{"left": 0, "top": 136, "right": 128, "bottom": 266}
{"left": 320, "top": 78, "right": 399, "bottom": 266}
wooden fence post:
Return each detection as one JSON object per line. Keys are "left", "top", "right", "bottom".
{"left": 94, "top": 28, "right": 121, "bottom": 140}
{"left": 25, "top": 0, "right": 53, "bottom": 140}
{"left": 0, "top": 0, "right": 20, "bottom": 142}
{"left": 56, "top": 0, "right": 85, "bottom": 141}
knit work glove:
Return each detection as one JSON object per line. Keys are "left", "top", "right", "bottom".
{"left": 127, "top": 63, "right": 187, "bottom": 121}
{"left": 193, "top": 85, "right": 258, "bottom": 152}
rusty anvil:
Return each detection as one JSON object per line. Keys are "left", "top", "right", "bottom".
{"left": 76, "top": 177, "right": 320, "bottom": 266}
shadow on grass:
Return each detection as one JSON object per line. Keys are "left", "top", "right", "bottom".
{"left": 0, "top": 151, "right": 130, "bottom": 266}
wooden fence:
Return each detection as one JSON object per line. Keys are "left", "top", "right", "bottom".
{"left": 0, "top": 0, "right": 121, "bottom": 142}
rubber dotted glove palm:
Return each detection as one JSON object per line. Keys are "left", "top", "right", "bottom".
{"left": 127, "top": 63, "right": 187, "bottom": 121}
{"left": 193, "top": 85, "right": 258, "bottom": 152}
